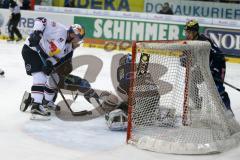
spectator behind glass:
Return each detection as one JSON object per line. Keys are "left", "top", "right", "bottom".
{"left": 21, "top": 0, "right": 30, "bottom": 10}
{"left": 158, "top": 2, "right": 173, "bottom": 15}
{"left": 40, "top": 0, "right": 52, "bottom": 6}
{"left": 65, "top": 0, "right": 75, "bottom": 7}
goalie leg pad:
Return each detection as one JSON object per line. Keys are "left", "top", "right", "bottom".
{"left": 84, "top": 88, "right": 100, "bottom": 105}
{"left": 101, "top": 94, "right": 119, "bottom": 113}
{"left": 64, "top": 74, "right": 91, "bottom": 93}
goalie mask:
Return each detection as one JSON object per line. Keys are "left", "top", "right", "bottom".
{"left": 105, "top": 109, "right": 128, "bottom": 131}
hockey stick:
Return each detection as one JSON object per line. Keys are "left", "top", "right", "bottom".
{"left": 224, "top": 81, "right": 240, "bottom": 92}
{"left": 72, "top": 92, "right": 79, "bottom": 101}
{"left": 214, "top": 78, "right": 240, "bottom": 92}
{"left": 36, "top": 50, "right": 91, "bottom": 116}
{"left": 20, "top": 88, "right": 103, "bottom": 113}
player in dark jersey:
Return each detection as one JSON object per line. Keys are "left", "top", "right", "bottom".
{"left": 184, "top": 19, "right": 232, "bottom": 114}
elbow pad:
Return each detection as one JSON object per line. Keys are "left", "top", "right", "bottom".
{"left": 28, "top": 31, "right": 43, "bottom": 47}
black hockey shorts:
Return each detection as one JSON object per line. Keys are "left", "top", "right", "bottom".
{"left": 22, "top": 45, "right": 43, "bottom": 75}
{"left": 8, "top": 13, "right": 21, "bottom": 28}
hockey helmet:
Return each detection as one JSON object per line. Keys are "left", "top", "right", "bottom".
{"left": 69, "top": 24, "right": 85, "bottom": 40}
{"left": 184, "top": 19, "right": 199, "bottom": 32}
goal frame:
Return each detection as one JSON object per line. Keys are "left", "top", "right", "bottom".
{"left": 126, "top": 40, "right": 240, "bottom": 154}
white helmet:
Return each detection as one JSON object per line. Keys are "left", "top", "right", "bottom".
{"left": 69, "top": 24, "right": 85, "bottom": 40}
{"left": 105, "top": 109, "right": 128, "bottom": 131}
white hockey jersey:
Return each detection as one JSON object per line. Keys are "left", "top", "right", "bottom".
{"left": 26, "top": 18, "right": 73, "bottom": 61}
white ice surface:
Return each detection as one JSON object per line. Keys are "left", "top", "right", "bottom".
{"left": 0, "top": 40, "right": 240, "bottom": 160}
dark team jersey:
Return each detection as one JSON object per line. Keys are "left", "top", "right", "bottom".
{"left": 197, "top": 34, "right": 226, "bottom": 94}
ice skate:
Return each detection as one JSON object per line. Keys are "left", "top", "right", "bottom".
{"left": 44, "top": 100, "right": 60, "bottom": 112}
{"left": 30, "top": 102, "right": 51, "bottom": 120}
{"left": 20, "top": 91, "right": 33, "bottom": 112}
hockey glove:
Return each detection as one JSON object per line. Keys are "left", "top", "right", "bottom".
{"left": 29, "top": 31, "right": 43, "bottom": 47}
{"left": 211, "top": 67, "right": 223, "bottom": 82}
{"left": 42, "top": 60, "right": 53, "bottom": 75}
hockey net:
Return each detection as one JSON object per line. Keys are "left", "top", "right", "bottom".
{"left": 127, "top": 40, "right": 240, "bottom": 154}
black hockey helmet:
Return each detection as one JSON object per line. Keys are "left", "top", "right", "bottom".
{"left": 184, "top": 19, "right": 199, "bottom": 32}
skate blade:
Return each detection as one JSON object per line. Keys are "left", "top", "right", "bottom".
{"left": 30, "top": 114, "right": 51, "bottom": 121}
{"left": 20, "top": 91, "right": 30, "bottom": 112}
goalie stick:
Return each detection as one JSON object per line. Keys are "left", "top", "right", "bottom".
{"left": 55, "top": 90, "right": 118, "bottom": 121}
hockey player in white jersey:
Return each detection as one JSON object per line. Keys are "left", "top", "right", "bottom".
{"left": 21, "top": 17, "right": 85, "bottom": 119}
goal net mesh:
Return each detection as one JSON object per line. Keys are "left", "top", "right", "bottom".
{"left": 127, "top": 40, "right": 240, "bottom": 154}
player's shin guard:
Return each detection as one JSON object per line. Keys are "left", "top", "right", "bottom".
{"left": 31, "top": 85, "right": 45, "bottom": 104}
{"left": 44, "top": 84, "right": 60, "bottom": 111}
{"left": 31, "top": 72, "right": 47, "bottom": 104}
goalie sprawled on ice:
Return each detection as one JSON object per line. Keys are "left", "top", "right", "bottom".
{"left": 105, "top": 53, "right": 174, "bottom": 131}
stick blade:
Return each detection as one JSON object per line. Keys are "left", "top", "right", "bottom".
{"left": 72, "top": 110, "right": 92, "bottom": 116}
